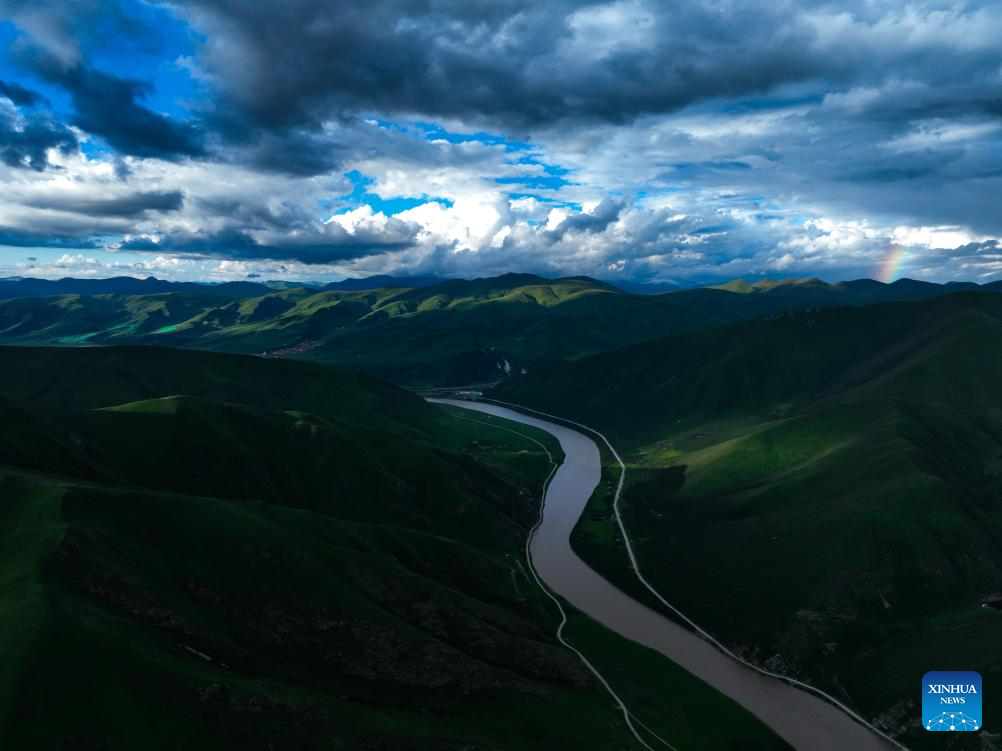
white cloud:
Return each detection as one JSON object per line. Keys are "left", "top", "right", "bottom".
{"left": 892, "top": 225, "right": 984, "bottom": 250}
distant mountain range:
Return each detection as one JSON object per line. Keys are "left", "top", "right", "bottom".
{"left": 321, "top": 274, "right": 443, "bottom": 291}
{"left": 0, "top": 274, "right": 445, "bottom": 300}
{"left": 3, "top": 272, "right": 1002, "bottom": 386}
{"left": 708, "top": 274, "right": 995, "bottom": 297}
{"left": 5, "top": 272, "right": 1001, "bottom": 301}
{"left": 0, "top": 275, "right": 279, "bottom": 299}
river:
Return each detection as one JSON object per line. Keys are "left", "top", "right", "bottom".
{"left": 431, "top": 398, "right": 898, "bottom": 751}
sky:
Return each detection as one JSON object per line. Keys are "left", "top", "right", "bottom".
{"left": 1, "top": 0, "right": 1001, "bottom": 285}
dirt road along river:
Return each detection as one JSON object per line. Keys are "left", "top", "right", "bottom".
{"left": 431, "top": 399, "right": 899, "bottom": 751}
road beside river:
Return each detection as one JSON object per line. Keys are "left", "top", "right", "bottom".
{"left": 431, "top": 398, "right": 898, "bottom": 751}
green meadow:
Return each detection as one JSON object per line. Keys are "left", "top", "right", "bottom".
{"left": 0, "top": 345, "right": 785, "bottom": 750}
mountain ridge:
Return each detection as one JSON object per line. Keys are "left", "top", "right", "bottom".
{"left": 3, "top": 273, "right": 1002, "bottom": 389}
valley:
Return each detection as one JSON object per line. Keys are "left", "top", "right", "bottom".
{"left": 2, "top": 275, "right": 1001, "bottom": 749}
{"left": 494, "top": 290, "right": 1002, "bottom": 750}
{"left": 435, "top": 398, "right": 898, "bottom": 751}
{"left": 0, "top": 344, "right": 786, "bottom": 750}
{"left": 2, "top": 0, "right": 998, "bottom": 745}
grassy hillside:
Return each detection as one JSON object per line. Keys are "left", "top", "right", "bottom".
{"left": 0, "top": 345, "right": 787, "bottom": 751}
{"left": 494, "top": 292, "right": 1002, "bottom": 748}
{"left": 494, "top": 291, "right": 1002, "bottom": 443}
{"left": 0, "top": 275, "right": 721, "bottom": 386}
{"left": 0, "top": 345, "right": 432, "bottom": 433}
{"left": 2, "top": 273, "right": 999, "bottom": 388}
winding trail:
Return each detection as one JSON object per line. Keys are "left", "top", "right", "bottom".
{"left": 432, "top": 398, "right": 902, "bottom": 751}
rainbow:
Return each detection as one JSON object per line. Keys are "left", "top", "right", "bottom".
{"left": 878, "top": 244, "right": 909, "bottom": 283}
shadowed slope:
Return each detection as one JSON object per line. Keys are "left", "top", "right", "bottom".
{"left": 0, "top": 345, "right": 788, "bottom": 751}
{"left": 494, "top": 292, "right": 1002, "bottom": 749}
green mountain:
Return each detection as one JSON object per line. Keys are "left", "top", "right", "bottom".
{"left": 0, "top": 345, "right": 785, "bottom": 751}
{"left": 0, "top": 274, "right": 720, "bottom": 386}
{"left": 2, "top": 273, "right": 1000, "bottom": 388}
{"left": 7, "top": 276, "right": 1002, "bottom": 747}
{"left": 493, "top": 291, "right": 1002, "bottom": 748}
{"left": 322, "top": 274, "right": 442, "bottom": 291}
{"left": 0, "top": 275, "right": 279, "bottom": 299}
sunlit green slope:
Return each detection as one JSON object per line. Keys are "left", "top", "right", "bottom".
{"left": 2, "top": 274, "right": 997, "bottom": 387}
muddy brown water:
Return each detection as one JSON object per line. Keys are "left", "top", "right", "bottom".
{"left": 432, "top": 399, "right": 898, "bottom": 751}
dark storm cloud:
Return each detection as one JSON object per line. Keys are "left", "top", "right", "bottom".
{"left": 841, "top": 83, "right": 1002, "bottom": 125}
{"left": 3, "top": 0, "right": 203, "bottom": 158}
{"left": 0, "top": 78, "right": 43, "bottom": 106}
{"left": 839, "top": 148, "right": 966, "bottom": 184}
{"left": 0, "top": 227, "right": 99, "bottom": 248}
{"left": 26, "top": 56, "right": 204, "bottom": 159}
{"left": 166, "top": 0, "right": 1002, "bottom": 140}
{"left": 118, "top": 213, "right": 422, "bottom": 266}
{"left": 959, "top": 240, "right": 1000, "bottom": 255}
{"left": 26, "top": 190, "right": 185, "bottom": 217}
{"left": 547, "top": 197, "right": 625, "bottom": 236}
{"left": 0, "top": 104, "right": 77, "bottom": 170}
{"left": 5, "top": 0, "right": 1002, "bottom": 155}
{"left": 8, "top": 0, "right": 1002, "bottom": 167}
{"left": 117, "top": 224, "right": 417, "bottom": 264}
{"left": 2, "top": 0, "right": 1002, "bottom": 280}
{"left": 65, "top": 68, "right": 202, "bottom": 159}
{"left": 176, "top": 0, "right": 822, "bottom": 132}
{"left": 235, "top": 129, "right": 346, "bottom": 177}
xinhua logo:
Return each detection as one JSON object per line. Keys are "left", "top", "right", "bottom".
{"left": 923, "top": 671, "right": 982, "bottom": 731}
